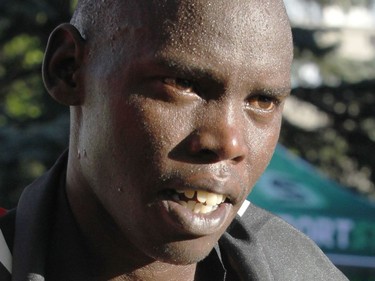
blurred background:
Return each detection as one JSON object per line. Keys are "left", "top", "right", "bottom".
{"left": 0, "top": 0, "right": 374, "bottom": 280}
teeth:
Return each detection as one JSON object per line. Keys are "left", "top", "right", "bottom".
{"left": 180, "top": 200, "right": 220, "bottom": 214}
{"left": 175, "top": 189, "right": 227, "bottom": 214}
{"left": 206, "top": 193, "right": 218, "bottom": 206}
{"left": 217, "top": 194, "right": 224, "bottom": 204}
{"left": 201, "top": 204, "right": 214, "bottom": 214}
{"left": 186, "top": 201, "right": 217, "bottom": 214}
{"left": 197, "top": 191, "right": 208, "bottom": 203}
{"left": 194, "top": 203, "right": 204, "bottom": 213}
{"left": 187, "top": 200, "right": 196, "bottom": 210}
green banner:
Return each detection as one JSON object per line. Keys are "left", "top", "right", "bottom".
{"left": 249, "top": 145, "right": 375, "bottom": 267}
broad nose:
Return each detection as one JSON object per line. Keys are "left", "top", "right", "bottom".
{"left": 187, "top": 103, "right": 248, "bottom": 163}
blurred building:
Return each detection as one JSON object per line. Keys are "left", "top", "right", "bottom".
{"left": 282, "top": 0, "right": 375, "bottom": 131}
{"left": 284, "top": 0, "right": 375, "bottom": 86}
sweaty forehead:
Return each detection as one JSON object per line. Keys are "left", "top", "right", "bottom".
{"left": 156, "top": 0, "right": 289, "bottom": 45}
{"left": 134, "top": 0, "right": 293, "bottom": 76}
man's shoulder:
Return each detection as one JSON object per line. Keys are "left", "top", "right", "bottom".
{"left": 0, "top": 151, "right": 67, "bottom": 281}
{"left": 240, "top": 203, "right": 304, "bottom": 236}
{"left": 221, "top": 203, "right": 348, "bottom": 280}
{"left": 237, "top": 203, "right": 327, "bottom": 258}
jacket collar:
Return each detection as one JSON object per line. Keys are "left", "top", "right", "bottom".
{"left": 12, "top": 151, "right": 68, "bottom": 281}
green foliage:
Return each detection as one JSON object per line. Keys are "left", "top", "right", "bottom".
{"left": 0, "top": 0, "right": 72, "bottom": 208}
{"left": 5, "top": 77, "right": 43, "bottom": 120}
{"left": 3, "top": 34, "right": 43, "bottom": 66}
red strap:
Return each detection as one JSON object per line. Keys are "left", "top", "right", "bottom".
{"left": 0, "top": 208, "right": 7, "bottom": 217}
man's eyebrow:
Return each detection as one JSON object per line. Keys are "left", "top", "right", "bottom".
{"left": 151, "top": 57, "right": 221, "bottom": 81}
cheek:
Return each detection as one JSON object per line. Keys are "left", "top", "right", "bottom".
{"left": 249, "top": 121, "right": 281, "bottom": 157}
{"left": 244, "top": 116, "right": 282, "bottom": 178}
{"left": 121, "top": 97, "right": 195, "bottom": 160}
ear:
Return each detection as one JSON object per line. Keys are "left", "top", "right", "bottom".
{"left": 43, "top": 23, "right": 85, "bottom": 106}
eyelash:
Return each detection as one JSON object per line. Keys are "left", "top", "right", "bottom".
{"left": 163, "top": 77, "right": 196, "bottom": 93}
{"left": 245, "top": 94, "right": 282, "bottom": 112}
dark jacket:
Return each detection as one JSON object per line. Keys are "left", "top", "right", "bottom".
{"left": 0, "top": 152, "right": 348, "bottom": 280}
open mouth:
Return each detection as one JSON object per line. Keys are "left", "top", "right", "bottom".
{"left": 165, "top": 189, "right": 229, "bottom": 214}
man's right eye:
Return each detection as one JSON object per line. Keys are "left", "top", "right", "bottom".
{"left": 162, "top": 77, "right": 195, "bottom": 93}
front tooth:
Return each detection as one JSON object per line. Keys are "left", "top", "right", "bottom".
{"left": 206, "top": 193, "right": 218, "bottom": 206}
{"left": 187, "top": 200, "right": 196, "bottom": 211}
{"left": 197, "top": 191, "right": 208, "bottom": 203}
{"left": 216, "top": 194, "right": 224, "bottom": 205}
{"left": 184, "top": 190, "right": 195, "bottom": 199}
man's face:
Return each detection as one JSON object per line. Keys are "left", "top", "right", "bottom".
{"left": 77, "top": 0, "right": 292, "bottom": 265}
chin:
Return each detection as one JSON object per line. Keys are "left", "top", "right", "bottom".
{"left": 150, "top": 236, "right": 218, "bottom": 265}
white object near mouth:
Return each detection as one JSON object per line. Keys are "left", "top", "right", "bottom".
{"left": 237, "top": 200, "right": 250, "bottom": 217}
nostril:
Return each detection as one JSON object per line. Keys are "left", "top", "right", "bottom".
{"left": 187, "top": 129, "right": 247, "bottom": 163}
{"left": 232, "top": 155, "right": 245, "bottom": 163}
{"left": 196, "top": 149, "right": 244, "bottom": 163}
{"left": 200, "top": 149, "right": 214, "bottom": 155}
{"left": 197, "top": 149, "right": 219, "bottom": 161}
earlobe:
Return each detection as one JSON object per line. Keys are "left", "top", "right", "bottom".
{"left": 43, "top": 23, "right": 85, "bottom": 106}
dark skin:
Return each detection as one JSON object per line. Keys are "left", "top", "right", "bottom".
{"left": 43, "top": 0, "right": 293, "bottom": 280}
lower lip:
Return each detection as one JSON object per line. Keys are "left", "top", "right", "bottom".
{"left": 158, "top": 200, "right": 232, "bottom": 236}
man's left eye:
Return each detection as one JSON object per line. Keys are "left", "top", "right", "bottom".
{"left": 246, "top": 95, "right": 280, "bottom": 112}
{"left": 163, "top": 78, "right": 195, "bottom": 93}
